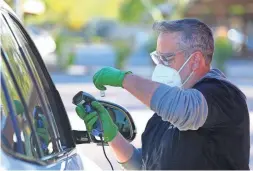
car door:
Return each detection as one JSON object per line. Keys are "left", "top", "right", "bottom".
{"left": 0, "top": 6, "right": 86, "bottom": 170}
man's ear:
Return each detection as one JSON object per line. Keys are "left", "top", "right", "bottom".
{"left": 192, "top": 52, "right": 201, "bottom": 71}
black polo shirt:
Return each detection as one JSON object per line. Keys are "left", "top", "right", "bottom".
{"left": 141, "top": 78, "right": 250, "bottom": 170}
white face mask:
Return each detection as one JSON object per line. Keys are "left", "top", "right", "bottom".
{"left": 152, "top": 54, "right": 194, "bottom": 87}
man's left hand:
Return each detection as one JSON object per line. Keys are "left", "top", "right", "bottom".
{"left": 93, "top": 67, "right": 132, "bottom": 90}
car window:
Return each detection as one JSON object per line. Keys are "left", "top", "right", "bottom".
{"left": 1, "top": 13, "right": 62, "bottom": 159}
{"left": 1, "top": 61, "right": 38, "bottom": 158}
{"left": 5, "top": 10, "right": 75, "bottom": 151}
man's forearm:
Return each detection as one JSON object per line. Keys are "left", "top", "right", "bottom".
{"left": 109, "top": 132, "right": 134, "bottom": 163}
{"left": 109, "top": 132, "right": 142, "bottom": 170}
{"left": 122, "top": 74, "right": 160, "bottom": 107}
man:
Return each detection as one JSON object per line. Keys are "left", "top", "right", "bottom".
{"left": 76, "top": 19, "right": 250, "bottom": 170}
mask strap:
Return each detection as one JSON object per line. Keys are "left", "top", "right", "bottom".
{"left": 182, "top": 71, "right": 194, "bottom": 87}
{"left": 178, "top": 53, "right": 194, "bottom": 73}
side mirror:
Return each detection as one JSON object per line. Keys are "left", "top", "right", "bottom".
{"left": 72, "top": 100, "right": 137, "bottom": 145}
{"left": 94, "top": 100, "right": 137, "bottom": 145}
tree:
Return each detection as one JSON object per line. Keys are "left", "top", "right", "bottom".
{"left": 25, "top": 0, "right": 121, "bottom": 30}
{"left": 119, "top": 0, "right": 165, "bottom": 24}
{"left": 119, "top": 0, "right": 190, "bottom": 24}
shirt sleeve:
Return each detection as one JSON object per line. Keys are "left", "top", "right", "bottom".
{"left": 150, "top": 84, "right": 208, "bottom": 131}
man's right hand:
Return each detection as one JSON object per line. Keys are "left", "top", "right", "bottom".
{"left": 75, "top": 101, "right": 118, "bottom": 142}
{"left": 75, "top": 101, "right": 140, "bottom": 168}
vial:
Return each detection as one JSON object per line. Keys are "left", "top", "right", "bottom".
{"left": 100, "top": 90, "right": 105, "bottom": 97}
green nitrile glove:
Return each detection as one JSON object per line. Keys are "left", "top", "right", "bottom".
{"left": 13, "top": 100, "right": 24, "bottom": 115}
{"left": 93, "top": 67, "right": 132, "bottom": 90}
{"left": 75, "top": 101, "right": 118, "bottom": 142}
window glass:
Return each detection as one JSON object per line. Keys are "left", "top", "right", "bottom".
{"left": 1, "top": 61, "right": 37, "bottom": 158}
{"left": 6, "top": 14, "right": 61, "bottom": 142}
{"left": 1, "top": 14, "right": 59, "bottom": 158}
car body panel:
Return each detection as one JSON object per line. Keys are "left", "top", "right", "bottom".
{"left": 1, "top": 147, "right": 102, "bottom": 170}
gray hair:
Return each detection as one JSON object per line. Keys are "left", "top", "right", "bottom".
{"left": 153, "top": 19, "right": 214, "bottom": 64}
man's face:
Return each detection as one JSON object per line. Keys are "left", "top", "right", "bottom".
{"left": 156, "top": 32, "right": 193, "bottom": 83}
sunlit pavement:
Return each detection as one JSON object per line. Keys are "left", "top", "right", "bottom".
{"left": 52, "top": 73, "right": 253, "bottom": 170}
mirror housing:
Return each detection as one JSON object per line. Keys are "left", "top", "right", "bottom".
{"left": 99, "top": 100, "right": 137, "bottom": 140}
{"left": 72, "top": 130, "right": 91, "bottom": 144}
{"left": 72, "top": 100, "right": 137, "bottom": 145}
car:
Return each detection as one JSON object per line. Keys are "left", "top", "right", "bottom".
{"left": 0, "top": 0, "right": 137, "bottom": 170}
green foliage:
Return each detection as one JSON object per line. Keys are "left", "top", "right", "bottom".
{"left": 213, "top": 37, "right": 233, "bottom": 72}
{"left": 54, "top": 34, "right": 83, "bottom": 70}
{"left": 228, "top": 5, "right": 245, "bottom": 15}
{"left": 24, "top": 0, "right": 121, "bottom": 29}
{"left": 119, "top": 0, "right": 166, "bottom": 23}
{"left": 61, "top": 50, "right": 75, "bottom": 70}
{"left": 145, "top": 34, "right": 157, "bottom": 53}
{"left": 119, "top": 0, "right": 146, "bottom": 23}
{"left": 112, "top": 40, "right": 132, "bottom": 69}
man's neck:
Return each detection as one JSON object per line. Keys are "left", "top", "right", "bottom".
{"left": 183, "top": 68, "right": 210, "bottom": 89}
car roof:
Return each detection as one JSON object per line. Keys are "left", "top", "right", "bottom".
{"left": 0, "top": 0, "right": 20, "bottom": 21}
